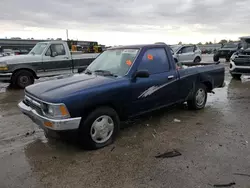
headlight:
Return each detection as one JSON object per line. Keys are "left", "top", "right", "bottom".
{"left": 0, "top": 62, "right": 8, "bottom": 71}
{"left": 44, "top": 103, "right": 70, "bottom": 119}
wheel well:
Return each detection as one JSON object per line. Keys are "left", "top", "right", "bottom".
{"left": 12, "top": 68, "right": 38, "bottom": 79}
{"left": 82, "top": 103, "right": 125, "bottom": 121}
{"left": 202, "top": 81, "right": 212, "bottom": 92}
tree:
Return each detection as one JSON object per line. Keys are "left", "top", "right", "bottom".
{"left": 219, "top": 39, "right": 228, "bottom": 44}
{"left": 209, "top": 41, "right": 212, "bottom": 44}
{"left": 197, "top": 42, "right": 202, "bottom": 45}
{"left": 178, "top": 41, "right": 182, "bottom": 45}
{"left": 205, "top": 42, "right": 209, "bottom": 45}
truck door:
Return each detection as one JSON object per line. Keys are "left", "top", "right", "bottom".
{"left": 129, "top": 47, "right": 179, "bottom": 115}
{"left": 177, "top": 46, "right": 195, "bottom": 62}
{"left": 41, "top": 43, "right": 72, "bottom": 77}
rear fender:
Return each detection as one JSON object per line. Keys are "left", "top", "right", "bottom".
{"left": 198, "top": 73, "right": 214, "bottom": 92}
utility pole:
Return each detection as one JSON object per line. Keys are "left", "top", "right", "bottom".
{"left": 66, "top": 29, "right": 69, "bottom": 40}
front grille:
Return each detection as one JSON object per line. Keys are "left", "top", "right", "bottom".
{"left": 234, "top": 58, "right": 250, "bottom": 66}
{"left": 23, "top": 95, "right": 43, "bottom": 115}
{"left": 232, "top": 68, "right": 250, "bottom": 74}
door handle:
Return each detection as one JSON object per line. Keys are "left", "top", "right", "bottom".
{"left": 168, "top": 75, "right": 174, "bottom": 80}
{"left": 64, "top": 57, "right": 69, "bottom": 59}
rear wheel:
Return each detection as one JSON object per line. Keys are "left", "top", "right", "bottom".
{"left": 187, "top": 83, "right": 207, "bottom": 110}
{"left": 194, "top": 57, "right": 201, "bottom": 63}
{"left": 230, "top": 73, "right": 241, "bottom": 80}
{"left": 78, "top": 107, "right": 120, "bottom": 150}
{"left": 11, "top": 70, "right": 34, "bottom": 89}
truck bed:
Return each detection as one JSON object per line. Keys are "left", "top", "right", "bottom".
{"left": 178, "top": 61, "right": 225, "bottom": 90}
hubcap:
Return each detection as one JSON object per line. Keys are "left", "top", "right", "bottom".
{"left": 19, "top": 76, "right": 30, "bottom": 85}
{"left": 90, "top": 115, "right": 114, "bottom": 144}
{"left": 196, "top": 88, "right": 205, "bottom": 106}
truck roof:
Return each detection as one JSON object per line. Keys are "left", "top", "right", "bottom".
{"left": 108, "top": 43, "right": 168, "bottom": 50}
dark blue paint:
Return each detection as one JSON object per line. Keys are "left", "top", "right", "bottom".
{"left": 25, "top": 44, "right": 225, "bottom": 119}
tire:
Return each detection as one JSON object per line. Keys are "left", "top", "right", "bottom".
{"left": 12, "top": 70, "right": 35, "bottom": 89}
{"left": 230, "top": 73, "right": 241, "bottom": 80}
{"left": 194, "top": 57, "right": 201, "bottom": 63}
{"left": 78, "top": 107, "right": 120, "bottom": 150}
{"left": 213, "top": 55, "right": 219, "bottom": 62}
{"left": 187, "top": 83, "right": 207, "bottom": 110}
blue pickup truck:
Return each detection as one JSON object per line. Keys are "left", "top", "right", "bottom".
{"left": 18, "top": 43, "right": 225, "bottom": 150}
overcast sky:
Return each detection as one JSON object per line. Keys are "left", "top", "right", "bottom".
{"left": 0, "top": 0, "right": 249, "bottom": 45}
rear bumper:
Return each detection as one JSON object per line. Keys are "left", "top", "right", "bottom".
{"left": 18, "top": 101, "right": 81, "bottom": 131}
{"left": 229, "top": 61, "right": 250, "bottom": 74}
{"left": 0, "top": 73, "right": 12, "bottom": 81}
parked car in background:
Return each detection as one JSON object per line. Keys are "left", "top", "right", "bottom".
{"left": 0, "top": 41, "right": 99, "bottom": 88}
{"left": 230, "top": 36, "right": 250, "bottom": 79}
{"left": 213, "top": 42, "right": 241, "bottom": 62}
{"left": 19, "top": 43, "right": 225, "bottom": 150}
{"left": 170, "top": 44, "right": 202, "bottom": 63}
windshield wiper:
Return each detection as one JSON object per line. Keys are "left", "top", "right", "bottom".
{"left": 94, "top": 70, "right": 118, "bottom": 77}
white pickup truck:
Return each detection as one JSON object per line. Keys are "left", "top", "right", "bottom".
{"left": 0, "top": 41, "right": 100, "bottom": 88}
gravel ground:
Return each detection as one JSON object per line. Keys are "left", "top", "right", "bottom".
{"left": 1, "top": 55, "right": 250, "bottom": 188}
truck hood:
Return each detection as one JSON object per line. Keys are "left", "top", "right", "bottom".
{"left": 25, "top": 73, "right": 119, "bottom": 102}
{"left": 0, "top": 54, "right": 41, "bottom": 64}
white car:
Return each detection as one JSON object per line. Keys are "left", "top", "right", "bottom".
{"left": 170, "top": 44, "right": 202, "bottom": 63}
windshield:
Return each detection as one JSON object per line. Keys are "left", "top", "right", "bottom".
{"left": 222, "top": 43, "right": 237, "bottom": 48}
{"left": 29, "top": 43, "right": 48, "bottom": 55}
{"left": 87, "top": 48, "right": 139, "bottom": 77}
{"left": 170, "top": 45, "right": 181, "bottom": 52}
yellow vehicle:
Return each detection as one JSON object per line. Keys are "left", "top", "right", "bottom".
{"left": 93, "top": 45, "right": 103, "bottom": 53}
{"left": 67, "top": 40, "right": 78, "bottom": 51}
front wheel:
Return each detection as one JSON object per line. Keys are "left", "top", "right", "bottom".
{"left": 11, "top": 70, "right": 34, "bottom": 89}
{"left": 187, "top": 83, "right": 207, "bottom": 110}
{"left": 213, "top": 55, "right": 219, "bottom": 62}
{"left": 78, "top": 107, "right": 120, "bottom": 150}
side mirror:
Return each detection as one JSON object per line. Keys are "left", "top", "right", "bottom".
{"left": 51, "top": 52, "right": 58, "bottom": 57}
{"left": 78, "top": 68, "right": 85, "bottom": 73}
{"left": 134, "top": 70, "right": 150, "bottom": 78}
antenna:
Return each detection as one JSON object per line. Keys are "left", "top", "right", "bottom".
{"left": 66, "top": 29, "right": 68, "bottom": 40}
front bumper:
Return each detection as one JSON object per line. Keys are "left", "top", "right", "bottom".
{"left": 0, "top": 72, "right": 12, "bottom": 81}
{"left": 18, "top": 101, "right": 81, "bottom": 131}
{"left": 229, "top": 60, "right": 250, "bottom": 74}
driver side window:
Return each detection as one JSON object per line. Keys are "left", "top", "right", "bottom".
{"left": 45, "top": 44, "right": 66, "bottom": 56}
{"left": 180, "top": 46, "right": 194, "bottom": 54}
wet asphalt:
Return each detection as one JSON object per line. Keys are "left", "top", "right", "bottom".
{"left": 1, "top": 55, "right": 250, "bottom": 188}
